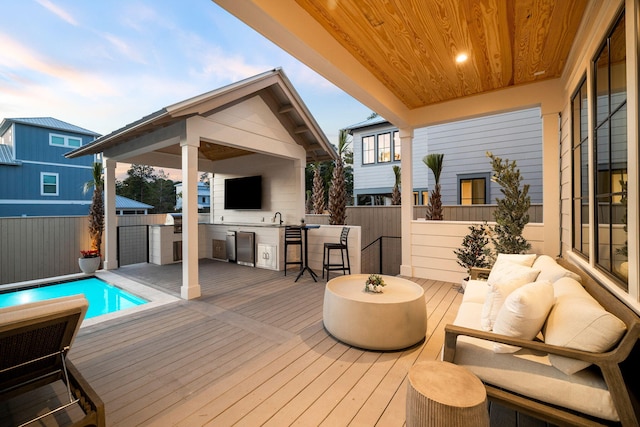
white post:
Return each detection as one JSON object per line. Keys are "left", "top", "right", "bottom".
{"left": 103, "top": 157, "right": 118, "bottom": 270}
{"left": 180, "top": 136, "right": 201, "bottom": 299}
{"left": 399, "top": 127, "right": 414, "bottom": 276}
{"left": 208, "top": 172, "right": 214, "bottom": 224}
{"left": 541, "top": 111, "right": 560, "bottom": 257}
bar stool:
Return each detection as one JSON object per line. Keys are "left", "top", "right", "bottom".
{"left": 284, "top": 226, "right": 303, "bottom": 276}
{"left": 322, "top": 227, "right": 351, "bottom": 281}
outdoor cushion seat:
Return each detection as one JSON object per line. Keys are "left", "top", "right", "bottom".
{"left": 0, "top": 295, "right": 105, "bottom": 426}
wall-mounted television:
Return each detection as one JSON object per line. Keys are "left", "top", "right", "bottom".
{"left": 224, "top": 175, "right": 262, "bottom": 210}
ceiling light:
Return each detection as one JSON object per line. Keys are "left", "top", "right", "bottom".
{"left": 455, "top": 53, "right": 468, "bottom": 63}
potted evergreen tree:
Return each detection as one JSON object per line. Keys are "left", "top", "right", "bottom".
{"left": 454, "top": 223, "right": 491, "bottom": 289}
{"left": 486, "top": 152, "right": 531, "bottom": 254}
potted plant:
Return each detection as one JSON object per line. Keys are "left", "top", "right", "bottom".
{"left": 486, "top": 152, "right": 531, "bottom": 255}
{"left": 79, "top": 249, "right": 101, "bottom": 274}
{"left": 454, "top": 223, "right": 491, "bottom": 289}
{"left": 79, "top": 162, "right": 104, "bottom": 274}
{"left": 364, "top": 274, "right": 386, "bottom": 293}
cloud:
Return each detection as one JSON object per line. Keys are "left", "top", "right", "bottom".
{"left": 0, "top": 32, "right": 119, "bottom": 102}
{"left": 100, "top": 32, "right": 148, "bottom": 65}
{"left": 36, "top": 0, "right": 78, "bottom": 26}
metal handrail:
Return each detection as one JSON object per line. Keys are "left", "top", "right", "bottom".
{"left": 362, "top": 235, "right": 401, "bottom": 274}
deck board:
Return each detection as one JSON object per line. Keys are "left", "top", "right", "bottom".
{"left": 1, "top": 260, "right": 465, "bottom": 426}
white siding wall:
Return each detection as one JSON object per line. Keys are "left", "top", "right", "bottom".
{"left": 212, "top": 154, "right": 304, "bottom": 225}
{"left": 205, "top": 94, "right": 307, "bottom": 226}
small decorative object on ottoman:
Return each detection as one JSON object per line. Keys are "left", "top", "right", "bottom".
{"left": 406, "top": 361, "right": 489, "bottom": 427}
{"left": 364, "top": 274, "right": 386, "bottom": 293}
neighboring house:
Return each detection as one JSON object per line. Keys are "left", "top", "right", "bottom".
{"left": 115, "top": 195, "right": 153, "bottom": 215}
{"left": 174, "top": 182, "right": 210, "bottom": 211}
{"left": 346, "top": 108, "right": 543, "bottom": 206}
{"left": 0, "top": 117, "right": 100, "bottom": 217}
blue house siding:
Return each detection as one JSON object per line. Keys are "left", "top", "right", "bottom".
{"left": 0, "top": 118, "right": 98, "bottom": 217}
{"left": 13, "top": 123, "right": 95, "bottom": 167}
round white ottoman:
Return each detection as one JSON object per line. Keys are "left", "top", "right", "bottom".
{"left": 323, "top": 274, "right": 427, "bottom": 350}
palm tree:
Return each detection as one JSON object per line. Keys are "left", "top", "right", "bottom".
{"left": 83, "top": 162, "right": 104, "bottom": 253}
{"left": 391, "top": 165, "right": 401, "bottom": 205}
{"left": 312, "top": 163, "right": 325, "bottom": 214}
{"left": 423, "top": 153, "right": 444, "bottom": 220}
{"left": 328, "top": 129, "right": 351, "bottom": 224}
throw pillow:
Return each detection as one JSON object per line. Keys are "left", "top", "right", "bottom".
{"left": 487, "top": 254, "right": 538, "bottom": 285}
{"left": 532, "top": 255, "right": 582, "bottom": 283}
{"left": 492, "top": 280, "right": 554, "bottom": 353}
{"left": 544, "top": 284, "right": 627, "bottom": 375}
{"left": 480, "top": 264, "right": 540, "bottom": 331}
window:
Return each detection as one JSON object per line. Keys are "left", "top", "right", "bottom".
{"left": 378, "top": 132, "right": 391, "bottom": 162}
{"left": 413, "top": 190, "right": 428, "bottom": 205}
{"left": 50, "top": 133, "right": 82, "bottom": 148}
{"left": 41, "top": 173, "right": 59, "bottom": 196}
{"left": 393, "top": 131, "right": 401, "bottom": 160}
{"left": 459, "top": 176, "right": 487, "bottom": 204}
{"left": 361, "top": 130, "right": 401, "bottom": 165}
{"left": 593, "top": 12, "right": 627, "bottom": 287}
{"left": 362, "top": 135, "right": 375, "bottom": 164}
{"left": 571, "top": 77, "right": 589, "bottom": 257}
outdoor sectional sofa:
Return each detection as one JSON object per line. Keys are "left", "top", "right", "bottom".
{"left": 443, "top": 254, "right": 640, "bottom": 426}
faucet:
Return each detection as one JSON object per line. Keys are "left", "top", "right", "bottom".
{"left": 274, "top": 212, "right": 283, "bottom": 225}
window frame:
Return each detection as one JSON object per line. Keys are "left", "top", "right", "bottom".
{"left": 360, "top": 130, "right": 401, "bottom": 165}
{"left": 41, "top": 172, "right": 59, "bottom": 196}
{"left": 571, "top": 76, "right": 589, "bottom": 259}
{"left": 591, "top": 10, "right": 628, "bottom": 287}
{"left": 362, "top": 135, "right": 375, "bottom": 165}
{"left": 49, "top": 133, "right": 82, "bottom": 148}
{"left": 457, "top": 173, "right": 489, "bottom": 205}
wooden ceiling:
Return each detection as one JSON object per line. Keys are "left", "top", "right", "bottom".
{"left": 295, "top": 0, "right": 588, "bottom": 110}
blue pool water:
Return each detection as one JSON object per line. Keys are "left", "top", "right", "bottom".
{"left": 0, "top": 277, "right": 147, "bottom": 319}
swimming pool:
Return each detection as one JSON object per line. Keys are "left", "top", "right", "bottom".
{"left": 0, "top": 277, "right": 148, "bottom": 319}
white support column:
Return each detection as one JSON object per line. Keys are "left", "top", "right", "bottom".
{"left": 180, "top": 136, "right": 201, "bottom": 300}
{"left": 103, "top": 157, "right": 118, "bottom": 270}
{"left": 208, "top": 172, "right": 214, "bottom": 224}
{"left": 541, "top": 111, "right": 561, "bottom": 258}
{"left": 399, "top": 127, "right": 414, "bottom": 277}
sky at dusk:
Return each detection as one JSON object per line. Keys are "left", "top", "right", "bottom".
{"left": 0, "top": 0, "right": 372, "bottom": 179}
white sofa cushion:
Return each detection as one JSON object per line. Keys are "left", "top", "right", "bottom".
{"left": 544, "top": 277, "right": 627, "bottom": 375}
{"left": 493, "top": 253, "right": 537, "bottom": 268}
{"left": 451, "top": 335, "right": 619, "bottom": 421}
{"left": 533, "top": 255, "right": 582, "bottom": 283}
{"left": 492, "top": 280, "right": 555, "bottom": 353}
{"left": 481, "top": 264, "right": 540, "bottom": 331}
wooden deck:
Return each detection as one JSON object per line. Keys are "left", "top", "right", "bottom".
{"left": 2, "top": 259, "right": 464, "bottom": 426}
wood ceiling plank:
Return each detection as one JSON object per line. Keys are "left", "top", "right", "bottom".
{"left": 296, "top": 0, "right": 586, "bottom": 110}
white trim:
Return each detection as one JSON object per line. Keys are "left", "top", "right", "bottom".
{"left": 21, "top": 160, "right": 93, "bottom": 169}
{"left": 49, "top": 133, "right": 82, "bottom": 148}
{"left": 0, "top": 199, "right": 90, "bottom": 205}
{"left": 40, "top": 172, "right": 59, "bottom": 196}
